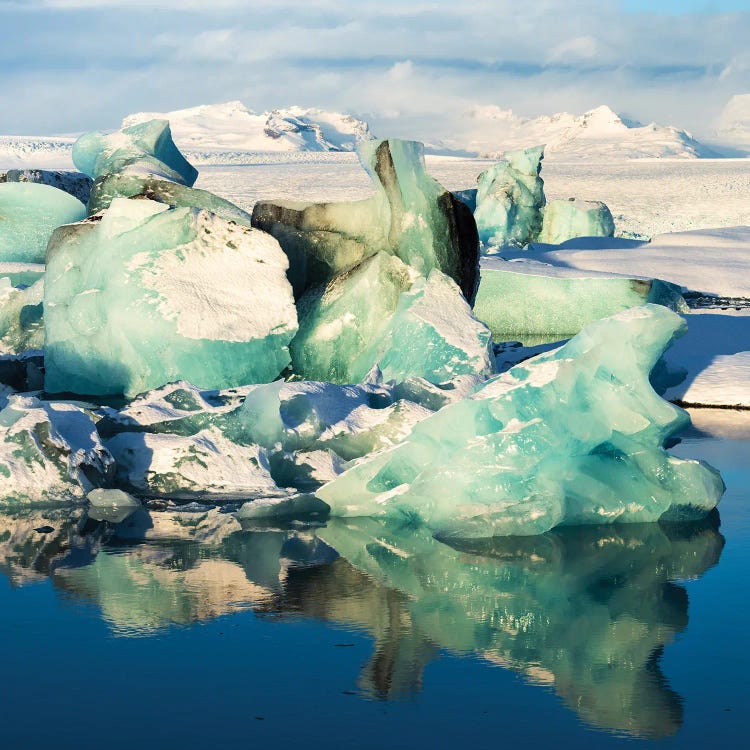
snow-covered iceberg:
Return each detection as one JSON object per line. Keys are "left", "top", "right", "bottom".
{"left": 0, "top": 183, "right": 86, "bottom": 263}
{"left": 474, "top": 145, "right": 545, "bottom": 249}
{"left": 44, "top": 198, "right": 298, "bottom": 397}
{"left": 252, "top": 138, "right": 479, "bottom": 301}
{"left": 317, "top": 305, "right": 724, "bottom": 538}
{"left": 72, "top": 119, "right": 198, "bottom": 186}
{"left": 0, "top": 395, "right": 114, "bottom": 504}
{"left": 87, "top": 172, "right": 253, "bottom": 224}
{"left": 1, "top": 168, "right": 92, "bottom": 204}
{"left": 474, "top": 258, "right": 686, "bottom": 341}
{"left": 539, "top": 199, "right": 615, "bottom": 244}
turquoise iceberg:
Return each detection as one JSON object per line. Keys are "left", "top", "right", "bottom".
{"left": 253, "top": 138, "right": 479, "bottom": 301}
{"left": 474, "top": 258, "right": 686, "bottom": 341}
{"left": 72, "top": 119, "right": 198, "bottom": 186}
{"left": 0, "top": 183, "right": 86, "bottom": 263}
{"left": 317, "top": 305, "right": 724, "bottom": 537}
{"left": 539, "top": 198, "right": 615, "bottom": 244}
{"left": 474, "top": 145, "right": 546, "bottom": 249}
{"left": 44, "top": 198, "right": 298, "bottom": 397}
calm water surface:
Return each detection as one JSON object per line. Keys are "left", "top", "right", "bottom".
{"left": 1, "top": 410, "right": 748, "bottom": 749}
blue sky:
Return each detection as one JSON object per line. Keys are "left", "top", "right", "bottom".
{"left": 1, "top": 0, "right": 749, "bottom": 142}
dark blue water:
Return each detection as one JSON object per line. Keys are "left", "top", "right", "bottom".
{"left": 1, "top": 411, "right": 747, "bottom": 749}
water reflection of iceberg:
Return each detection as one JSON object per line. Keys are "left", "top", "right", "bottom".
{"left": 318, "top": 517, "right": 724, "bottom": 737}
{"left": 0, "top": 505, "right": 723, "bottom": 737}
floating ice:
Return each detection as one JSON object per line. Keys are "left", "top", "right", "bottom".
{"left": 474, "top": 146, "right": 545, "bottom": 249}
{"left": 87, "top": 488, "right": 140, "bottom": 523}
{"left": 317, "top": 305, "right": 724, "bottom": 538}
{"left": 0, "top": 395, "right": 114, "bottom": 504}
{"left": 44, "top": 198, "right": 298, "bottom": 397}
{"left": 253, "top": 138, "right": 479, "bottom": 300}
{"left": 0, "top": 277, "right": 44, "bottom": 355}
{"left": 538, "top": 198, "right": 615, "bottom": 244}
{"left": 105, "top": 427, "right": 286, "bottom": 501}
{"left": 0, "top": 183, "right": 86, "bottom": 263}
{"left": 72, "top": 119, "right": 198, "bottom": 186}
{"left": 474, "top": 258, "right": 686, "bottom": 341}
{"left": 353, "top": 270, "right": 494, "bottom": 384}
{"left": 290, "top": 252, "right": 415, "bottom": 382}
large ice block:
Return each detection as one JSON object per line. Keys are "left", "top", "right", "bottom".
{"left": 0, "top": 395, "right": 114, "bottom": 504}
{"left": 538, "top": 198, "right": 615, "bottom": 244}
{"left": 87, "top": 173, "right": 253, "bottom": 225}
{"left": 474, "top": 145, "right": 546, "bottom": 249}
{"left": 72, "top": 119, "right": 198, "bottom": 186}
{"left": 44, "top": 198, "right": 298, "bottom": 397}
{"left": 317, "top": 305, "right": 724, "bottom": 538}
{"left": 474, "top": 258, "right": 687, "bottom": 341}
{"left": 0, "top": 183, "right": 86, "bottom": 263}
{"left": 290, "top": 252, "right": 492, "bottom": 384}
{"left": 290, "top": 252, "right": 415, "bottom": 382}
{"left": 355, "top": 270, "right": 494, "bottom": 383}
{"left": 252, "top": 139, "right": 479, "bottom": 301}
{"left": 0, "top": 277, "right": 44, "bottom": 354}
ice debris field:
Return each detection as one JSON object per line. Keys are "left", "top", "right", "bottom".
{"left": 1, "top": 116, "right": 747, "bottom": 537}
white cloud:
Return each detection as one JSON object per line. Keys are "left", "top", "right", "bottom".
{"left": 0, "top": 0, "right": 748, "bottom": 141}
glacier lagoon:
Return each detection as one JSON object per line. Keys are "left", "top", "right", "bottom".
{"left": 0, "top": 419, "right": 747, "bottom": 748}
{"left": 0, "top": 120, "right": 748, "bottom": 749}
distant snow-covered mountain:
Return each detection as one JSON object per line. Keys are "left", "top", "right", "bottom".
{"left": 466, "top": 105, "right": 720, "bottom": 160}
{"left": 122, "top": 101, "right": 373, "bottom": 153}
{"left": 0, "top": 102, "right": 727, "bottom": 169}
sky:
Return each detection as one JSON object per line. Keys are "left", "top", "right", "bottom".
{"left": 1, "top": 0, "right": 750, "bottom": 144}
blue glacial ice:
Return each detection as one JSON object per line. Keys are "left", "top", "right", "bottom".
{"left": 538, "top": 198, "right": 615, "bottom": 244}
{"left": 317, "top": 305, "right": 724, "bottom": 538}
{"left": 474, "top": 145, "right": 546, "bottom": 249}
{"left": 72, "top": 119, "right": 198, "bottom": 186}
{"left": 474, "top": 257, "right": 686, "bottom": 341}
{"left": 252, "top": 138, "right": 479, "bottom": 301}
{"left": 44, "top": 198, "right": 298, "bottom": 397}
{"left": 0, "top": 276, "right": 44, "bottom": 355}
{"left": 0, "top": 395, "right": 114, "bottom": 504}
{"left": 291, "top": 251, "right": 493, "bottom": 384}
{"left": 0, "top": 183, "right": 86, "bottom": 263}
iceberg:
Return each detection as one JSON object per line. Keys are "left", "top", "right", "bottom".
{"left": 290, "top": 252, "right": 414, "bottom": 382}
{"left": 87, "top": 488, "right": 140, "bottom": 523}
{"left": 72, "top": 119, "right": 198, "bottom": 186}
{"left": 105, "top": 427, "right": 286, "bottom": 501}
{"left": 538, "top": 198, "right": 615, "bottom": 244}
{"left": 1, "top": 168, "right": 92, "bottom": 204}
{"left": 474, "top": 258, "right": 687, "bottom": 341}
{"left": 317, "top": 305, "right": 724, "bottom": 538}
{"left": 87, "top": 173, "right": 253, "bottom": 225}
{"left": 0, "top": 277, "right": 44, "bottom": 355}
{"left": 0, "top": 183, "right": 86, "bottom": 263}
{"left": 474, "top": 145, "right": 546, "bottom": 249}
{"left": 0, "top": 395, "right": 114, "bottom": 504}
{"left": 44, "top": 198, "right": 298, "bottom": 397}
{"left": 290, "top": 250, "right": 492, "bottom": 384}
{"left": 353, "top": 270, "right": 494, "bottom": 384}
{"left": 252, "top": 138, "right": 479, "bottom": 301}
